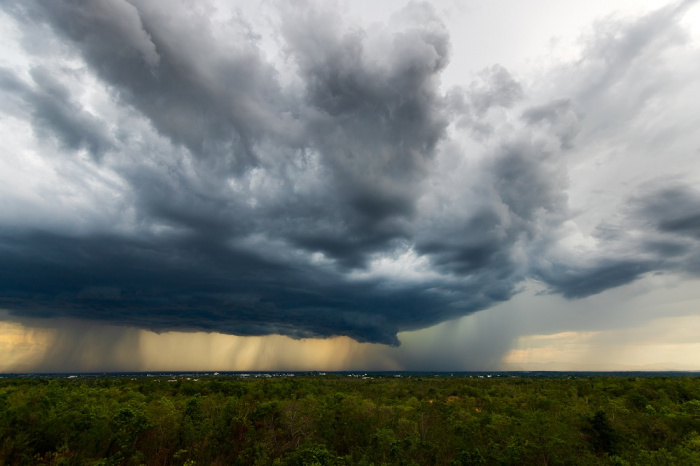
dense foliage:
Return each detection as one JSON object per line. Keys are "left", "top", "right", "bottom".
{"left": 1, "top": 374, "right": 700, "bottom": 465}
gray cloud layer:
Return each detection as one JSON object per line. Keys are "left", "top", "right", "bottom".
{"left": 1, "top": 0, "right": 699, "bottom": 345}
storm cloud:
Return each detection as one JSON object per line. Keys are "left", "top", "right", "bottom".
{"left": 1, "top": 0, "right": 699, "bottom": 346}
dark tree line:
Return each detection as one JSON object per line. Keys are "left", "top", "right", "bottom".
{"left": 1, "top": 375, "right": 700, "bottom": 464}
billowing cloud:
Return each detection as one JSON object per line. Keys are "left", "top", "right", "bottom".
{"left": 0, "top": 0, "right": 699, "bottom": 347}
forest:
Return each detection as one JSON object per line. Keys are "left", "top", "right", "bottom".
{"left": 1, "top": 373, "right": 700, "bottom": 465}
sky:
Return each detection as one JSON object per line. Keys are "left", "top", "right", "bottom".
{"left": 1, "top": 0, "right": 700, "bottom": 372}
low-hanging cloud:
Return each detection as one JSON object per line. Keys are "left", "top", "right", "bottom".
{"left": 1, "top": 0, "right": 699, "bottom": 346}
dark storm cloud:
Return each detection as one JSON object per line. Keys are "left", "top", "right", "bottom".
{"left": 278, "top": 1, "right": 451, "bottom": 266}
{"left": 534, "top": 183, "right": 700, "bottom": 299}
{"left": 0, "top": 66, "right": 114, "bottom": 156}
{"left": 491, "top": 141, "right": 569, "bottom": 223}
{"left": 631, "top": 185, "right": 700, "bottom": 275}
{"left": 9, "top": 0, "right": 285, "bottom": 170}
{"left": 521, "top": 0, "right": 700, "bottom": 300}
{"left": 1, "top": 0, "right": 699, "bottom": 345}
{"left": 638, "top": 186, "right": 700, "bottom": 240}
{"left": 0, "top": 229, "right": 513, "bottom": 346}
{"left": 535, "top": 259, "right": 658, "bottom": 299}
